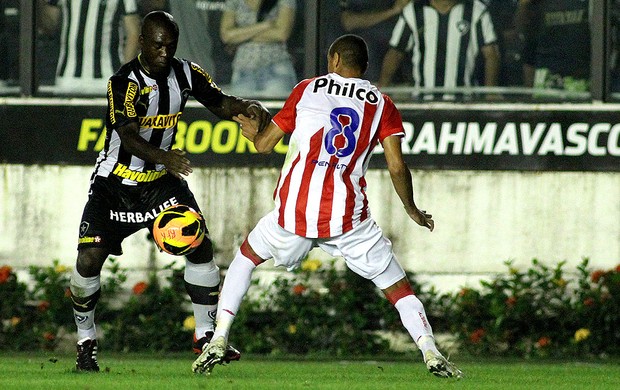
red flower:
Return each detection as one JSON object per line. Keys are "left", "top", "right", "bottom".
{"left": 591, "top": 270, "right": 606, "bottom": 283}
{"left": 43, "top": 332, "right": 56, "bottom": 341}
{"left": 292, "top": 284, "right": 307, "bottom": 295}
{"left": 0, "top": 265, "right": 12, "bottom": 284}
{"left": 37, "top": 301, "right": 51, "bottom": 312}
{"left": 536, "top": 337, "right": 551, "bottom": 348}
{"left": 505, "top": 296, "right": 517, "bottom": 308}
{"left": 458, "top": 288, "right": 470, "bottom": 297}
{"left": 469, "top": 328, "right": 486, "bottom": 344}
{"left": 615, "top": 264, "right": 620, "bottom": 273}
{"left": 133, "top": 281, "right": 148, "bottom": 295}
{"left": 64, "top": 287, "right": 72, "bottom": 298}
{"left": 583, "top": 297, "right": 595, "bottom": 307}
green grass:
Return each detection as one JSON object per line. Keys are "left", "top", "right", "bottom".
{"left": 0, "top": 352, "right": 619, "bottom": 389}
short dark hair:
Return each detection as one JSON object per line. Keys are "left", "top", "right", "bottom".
{"left": 142, "top": 10, "right": 179, "bottom": 38}
{"left": 328, "top": 34, "right": 369, "bottom": 75}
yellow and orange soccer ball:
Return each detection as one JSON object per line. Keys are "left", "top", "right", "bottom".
{"left": 152, "top": 205, "right": 205, "bottom": 256}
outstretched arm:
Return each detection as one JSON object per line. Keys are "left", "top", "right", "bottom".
{"left": 382, "top": 135, "right": 434, "bottom": 231}
{"left": 233, "top": 114, "right": 285, "bottom": 154}
{"left": 208, "top": 95, "right": 272, "bottom": 133}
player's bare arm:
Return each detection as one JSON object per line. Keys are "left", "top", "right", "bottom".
{"left": 122, "top": 14, "right": 141, "bottom": 63}
{"left": 208, "top": 95, "right": 272, "bottom": 133}
{"left": 378, "top": 48, "right": 405, "bottom": 87}
{"left": 234, "top": 114, "right": 284, "bottom": 154}
{"left": 116, "top": 122, "right": 192, "bottom": 178}
{"left": 382, "top": 135, "right": 434, "bottom": 231}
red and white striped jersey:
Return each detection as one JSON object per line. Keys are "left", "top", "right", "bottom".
{"left": 272, "top": 72, "right": 405, "bottom": 238}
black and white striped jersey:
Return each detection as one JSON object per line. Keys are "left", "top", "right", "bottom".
{"left": 93, "top": 56, "right": 225, "bottom": 186}
{"left": 49, "top": 0, "right": 138, "bottom": 93}
{"left": 389, "top": 0, "right": 497, "bottom": 93}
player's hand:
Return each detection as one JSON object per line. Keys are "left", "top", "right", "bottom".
{"left": 245, "top": 101, "right": 271, "bottom": 132}
{"left": 162, "top": 149, "right": 192, "bottom": 178}
{"left": 233, "top": 113, "right": 259, "bottom": 141}
{"left": 408, "top": 207, "right": 434, "bottom": 232}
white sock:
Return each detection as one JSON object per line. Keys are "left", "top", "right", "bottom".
{"left": 185, "top": 261, "right": 220, "bottom": 335}
{"left": 394, "top": 295, "right": 440, "bottom": 359}
{"left": 70, "top": 268, "right": 100, "bottom": 340}
{"left": 77, "top": 325, "right": 97, "bottom": 341}
{"left": 212, "top": 252, "right": 257, "bottom": 342}
{"left": 193, "top": 302, "right": 215, "bottom": 337}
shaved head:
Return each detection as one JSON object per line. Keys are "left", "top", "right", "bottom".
{"left": 328, "top": 34, "right": 369, "bottom": 75}
{"left": 141, "top": 10, "right": 179, "bottom": 39}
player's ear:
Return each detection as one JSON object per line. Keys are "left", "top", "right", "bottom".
{"left": 334, "top": 52, "right": 341, "bottom": 66}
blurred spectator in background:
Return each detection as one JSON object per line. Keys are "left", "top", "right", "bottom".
{"left": 167, "top": 1, "right": 216, "bottom": 76}
{"left": 340, "top": 0, "right": 411, "bottom": 83}
{"left": 484, "top": 0, "right": 522, "bottom": 86}
{"left": 517, "top": 0, "right": 591, "bottom": 93}
{"left": 0, "top": 0, "right": 19, "bottom": 89}
{"left": 611, "top": 0, "right": 620, "bottom": 94}
{"left": 379, "top": 0, "right": 499, "bottom": 100}
{"left": 39, "top": 0, "right": 141, "bottom": 96}
{"left": 138, "top": 0, "right": 168, "bottom": 16}
{"left": 220, "top": 0, "right": 297, "bottom": 99}
{"left": 147, "top": 0, "right": 235, "bottom": 84}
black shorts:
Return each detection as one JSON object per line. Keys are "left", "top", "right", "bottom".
{"left": 77, "top": 174, "right": 208, "bottom": 255}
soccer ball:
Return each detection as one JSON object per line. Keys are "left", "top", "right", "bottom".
{"left": 152, "top": 205, "right": 206, "bottom": 256}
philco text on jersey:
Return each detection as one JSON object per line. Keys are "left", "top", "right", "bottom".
{"left": 313, "top": 77, "right": 379, "bottom": 104}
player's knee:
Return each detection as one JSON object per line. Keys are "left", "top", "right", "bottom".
{"left": 76, "top": 248, "right": 108, "bottom": 277}
{"left": 185, "top": 237, "right": 214, "bottom": 264}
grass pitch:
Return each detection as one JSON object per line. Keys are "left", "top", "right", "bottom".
{"left": 0, "top": 352, "right": 618, "bottom": 390}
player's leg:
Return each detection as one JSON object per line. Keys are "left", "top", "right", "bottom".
{"left": 211, "top": 238, "right": 265, "bottom": 343}
{"left": 72, "top": 176, "right": 125, "bottom": 372}
{"left": 183, "top": 237, "right": 220, "bottom": 348}
{"left": 71, "top": 246, "right": 109, "bottom": 372}
{"left": 327, "top": 218, "right": 462, "bottom": 378}
{"left": 192, "top": 238, "right": 266, "bottom": 374}
{"left": 373, "top": 259, "right": 463, "bottom": 378}
{"left": 193, "top": 210, "right": 314, "bottom": 374}
{"left": 150, "top": 175, "right": 226, "bottom": 354}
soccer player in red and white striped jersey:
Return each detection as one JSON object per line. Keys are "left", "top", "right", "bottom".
{"left": 193, "top": 34, "right": 462, "bottom": 378}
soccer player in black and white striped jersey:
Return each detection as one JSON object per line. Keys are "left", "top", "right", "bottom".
{"left": 40, "top": 0, "right": 141, "bottom": 95}
{"left": 379, "top": 0, "right": 500, "bottom": 100}
{"left": 69, "top": 10, "right": 271, "bottom": 371}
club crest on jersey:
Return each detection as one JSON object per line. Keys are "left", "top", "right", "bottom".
{"left": 140, "top": 84, "right": 158, "bottom": 95}
{"left": 79, "top": 221, "right": 89, "bottom": 237}
{"left": 457, "top": 20, "right": 470, "bottom": 35}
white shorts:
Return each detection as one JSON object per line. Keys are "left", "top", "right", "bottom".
{"left": 247, "top": 210, "right": 405, "bottom": 288}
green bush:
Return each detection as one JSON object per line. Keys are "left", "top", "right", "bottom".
{"left": 103, "top": 262, "right": 192, "bottom": 352}
{"left": 441, "top": 258, "right": 620, "bottom": 357}
{"left": 0, "top": 257, "right": 618, "bottom": 358}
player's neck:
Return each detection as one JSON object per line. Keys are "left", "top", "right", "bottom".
{"left": 431, "top": 0, "right": 458, "bottom": 15}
